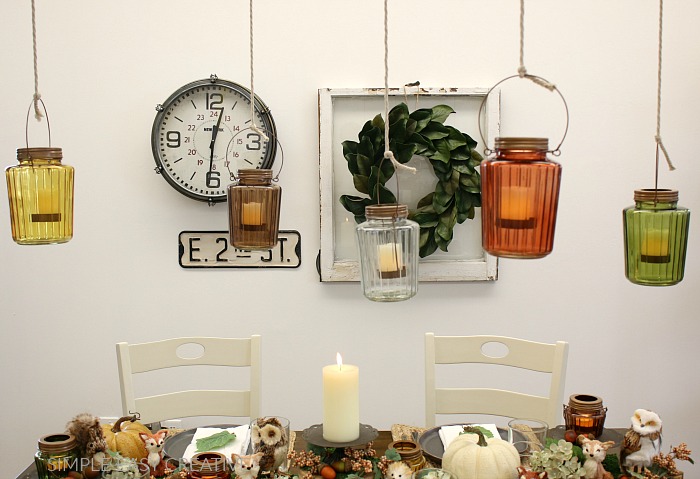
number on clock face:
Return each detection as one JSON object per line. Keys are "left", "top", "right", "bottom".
{"left": 152, "top": 78, "right": 276, "bottom": 203}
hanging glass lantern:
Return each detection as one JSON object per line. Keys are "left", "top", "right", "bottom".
{"left": 356, "top": 204, "right": 419, "bottom": 302}
{"left": 480, "top": 137, "right": 562, "bottom": 258}
{"left": 6, "top": 147, "right": 74, "bottom": 245}
{"left": 228, "top": 168, "right": 281, "bottom": 250}
{"left": 623, "top": 189, "right": 689, "bottom": 286}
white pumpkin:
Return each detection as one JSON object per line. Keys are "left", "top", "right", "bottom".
{"left": 443, "top": 427, "right": 520, "bottom": 479}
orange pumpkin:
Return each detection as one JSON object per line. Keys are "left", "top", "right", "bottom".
{"left": 102, "top": 415, "right": 150, "bottom": 460}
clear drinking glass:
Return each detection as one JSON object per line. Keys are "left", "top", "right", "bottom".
{"left": 511, "top": 441, "right": 543, "bottom": 468}
{"left": 413, "top": 468, "right": 453, "bottom": 479}
{"left": 507, "top": 418, "right": 548, "bottom": 447}
{"left": 249, "top": 417, "right": 290, "bottom": 474}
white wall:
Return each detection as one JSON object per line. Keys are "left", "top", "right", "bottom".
{"left": 2, "top": 0, "right": 699, "bottom": 475}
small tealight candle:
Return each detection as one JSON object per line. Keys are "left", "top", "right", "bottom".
{"left": 641, "top": 229, "right": 670, "bottom": 263}
{"left": 378, "top": 243, "right": 403, "bottom": 273}
{"left": 241, "top": 202, "right": 263, "bottom": 226}
{"left": 498, "top": 186, "right": 535, "bottom": 229}
{"left": 322, "top": 353, "right": 360, "bottom": 443}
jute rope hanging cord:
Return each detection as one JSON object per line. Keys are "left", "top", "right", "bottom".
{"left": 382, "top": 0, "right": 415, "bottom": 175}
{"left": 517, "top": 0, "right": 555, "bottom": 91}
{"left": 31, "top": 0, "right": 43, "bottom": 120}
{"left": 249, "top": 0, "right": 268, "bottom": 141}
{"left": 655, "top": 0, "right": 675, "bottom": 180}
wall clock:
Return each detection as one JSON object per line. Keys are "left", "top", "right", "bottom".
{"left": 151, "top": 74, "right": 277, "bottom": 204}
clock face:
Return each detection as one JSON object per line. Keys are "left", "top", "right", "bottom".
{"left": 151, "top": 76, "right": 277, "bottom": 203}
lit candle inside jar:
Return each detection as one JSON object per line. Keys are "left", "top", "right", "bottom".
{"left": 241, "top": 202, "right": 263, "bottom": 226}
{"left": 32, "top": 187, "right": 61, "bottom": 222}
{"left": 377, "top": 243, "right": 405, "bottom": 279}
{"left": 498, "top": 186, "right": 535, "bottom": 229}
{"left": 323, "top": 353, "right": 360, "bottom": 443}
{"left": 576, "top": 416, "right": 594, "bottom": 428}
{"left": 641, "top": 229, "right": 670, "bottom": 263}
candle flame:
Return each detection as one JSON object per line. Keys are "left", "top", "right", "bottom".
{"left": 336, "top": 352, "right": 343, "bottom": 370}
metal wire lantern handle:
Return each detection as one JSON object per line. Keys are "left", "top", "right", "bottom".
{"left": 225, "top": 126, "right": 284, "bottom": 182}
{"left": 25, "top": 98, "right": 51, "bottom": 148}
{"left": 477, "top": 73, "right": 570, "bottom": 157}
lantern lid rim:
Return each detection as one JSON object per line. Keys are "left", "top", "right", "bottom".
{"left": 238, "top": 168, "right": 273, "bottom": 180}
{"left": 634, "top": 188, "right": 678, "bottom": 202}
{"left": 37, "top": 433, "right": 76, "bottom": 453}
{"left": 494, "top": 137, "right": 549, "bottom": 150}
{"left": 17, "top": 147, "right": 63, "bottom": 160}
{"left": 365, "top": 203, "right": 409, "bottom": 219}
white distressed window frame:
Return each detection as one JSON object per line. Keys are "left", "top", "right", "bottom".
{"left": 319, "top": 87, "right": 500, "bottom": 282}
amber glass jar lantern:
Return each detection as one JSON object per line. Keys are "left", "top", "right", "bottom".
{"left": 228, "top": 169, "right": 281, "bottom": 250}
{"left": 480, "top": 137, "right": 562, "bottom": 258}
{"left": 356, "top": 204, "right": 419, "bottom": 302}
{"left": 624, "top": 189, "right": 689, "bottom": 286}
{"left": 34, "top": 433, "right": 79, "bottom": 479}
{"left": 388, "top": 440, "right": 426, "bottom": 472}
{"left": 189, "top": 452, "right": 229, "bottom": 479}
{"left": 6, "top": 147, "right": 74, "bottom": 245}
{"left": 563, "top": 394, "right": 607, "bottom": 438}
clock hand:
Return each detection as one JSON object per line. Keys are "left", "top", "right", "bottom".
{"left": 209, "top": 109, "right": 224, "bottom": 173}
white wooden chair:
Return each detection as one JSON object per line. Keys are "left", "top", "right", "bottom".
{"left": 117, "top": 336, "right": 261, "bottom": 424}
{"left": 424, "top": 333, "right": 568, "bottom": 428}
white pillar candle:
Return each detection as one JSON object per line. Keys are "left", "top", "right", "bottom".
{"left": 322, "top": 353, "right": 360, "bottom": 442}
{"left": 499, "top": 186, "right": 533, "bottom": 220}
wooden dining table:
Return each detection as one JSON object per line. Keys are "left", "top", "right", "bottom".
{"left": 14, "top": 427, "right": 626, "bottom": 479}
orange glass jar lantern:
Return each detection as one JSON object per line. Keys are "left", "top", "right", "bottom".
{"left": 6, "top": 147, "right": 74, "bottom": 245}
{"left": 480, "top": 137, "right": 562, "bottom": 258}
{"left": 227, "top": 169, "right": 281, "bottom": 250}
{"left": 563, "top": 394, "right": 607, "bottom": 438}
{"left": 189, "top": 452, "right": 230, "bottom": 479}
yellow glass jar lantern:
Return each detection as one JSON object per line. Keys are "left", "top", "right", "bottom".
{"left": 6, "top": 147, "right": 74, "bottom": 245}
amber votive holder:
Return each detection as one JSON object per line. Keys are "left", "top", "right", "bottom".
{"left": 563, "top": 393, "right": 607, "bottom": 438}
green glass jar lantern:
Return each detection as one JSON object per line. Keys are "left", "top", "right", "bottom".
{"left": 623, "top": 189, "right": 690, "bottom": 286}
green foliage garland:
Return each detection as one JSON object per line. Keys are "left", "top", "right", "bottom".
{"left": 339, "top": 102, "right": 483, "bottom": 258}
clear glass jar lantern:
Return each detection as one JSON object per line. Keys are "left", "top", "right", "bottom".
{"left": 624, "top": 189, "right": 689, "bottom": 286}
{"left": 227, "top": 169, "right": 281, "bottom": 250}
{"left": 480, "top": 137, "right": 562, "bottom": 258}
{"left": 356, "top": 204, "right": 419, "bottom": 302}
{"left": 6, "top": 147, "right": 74, "bottom": 245}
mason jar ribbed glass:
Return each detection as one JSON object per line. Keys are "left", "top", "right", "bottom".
{"left": 480, "top": 137, "right": 562, "bottom": 258}
{"left": 356, "top": 204, "right": 419, "bottom": 302}
{"left": 6, "top": 147, "right": 74, "bottom": 245}
{"left": 624, "top": 189, "right": 689, "bottom": 286}
{"left": 228, "top": 169, "right": 281, "bottom": 250}
{"left": 34, "top": 433, "right": 80, "bottom": 479}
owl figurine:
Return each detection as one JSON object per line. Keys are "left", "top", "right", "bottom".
{"left": 251, "top": 417, "right": 289, "bottom": 474}
{"left": 620, "top": 409, "right": 663, "bottom": 474}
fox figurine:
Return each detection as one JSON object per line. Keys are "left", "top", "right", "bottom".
{"left": 139, "top": 430, "right": 172, "bottom": 477}
{"left": 232, "top": 452, "right": 264, "bottom": 479}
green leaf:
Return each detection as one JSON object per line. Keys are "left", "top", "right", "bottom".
{"left": 464, "top": 132, "right": 478, "bottom": 150}
{"left": 459, "top": 173, "right": 481, "bottom": 193}
{"left": 409, "top": 109, "right": 432, "bottom": 132}
{"left": 196, "top": 431, "right": 236, "bottom": 453}
{"left": 370, "top": 114, "right": 384, "bottom": 130}
{"left": 411, "top": 212, "right": 439, "bottom": 228}
{"left": 357, "top": 135, "right": 375, "bottom": 160}
{"left": 342, "top": 140, "right": 358, "bottom": 157}
{"left": 353, "top": 175, "right": 369, "bottom": 194}
{"left": 433, "top": 181, "right": 452, "bottom": 207}
{"left": 339, "top": 195, "right": 370, "bottom": 217}
{"left": 355, "top": 154, "right": 371, "bottom": 177}
{"left": 393, "top": 142, "right": 418, "bottom": 164}
{"left": 435, "top": 233, "right": 450, "bottom": 252}
{"left": 430, "top": 104, "right": 455, "bottom": 124}
{"left": 405, "top": 118, "right": 417, "bottom": 136}
{"left": 420, "top": 231, "right": 438, "bottom": 257}
{"left": 452, "top": 145, "right": 472, "bottom": 161}
{"left": 385, "top": 448, "right": 402, "bottom": 462}
{"left": 445, "top": 126, "right": 467, "bottom": 150}
{"left": 419, "top": 228, "right": 429, "bottom": 248}
{"left": 379, "top": 157, "right": 396, "bottom": 180}
{"left": 422, "top": 122, "right": 450, "bottom": 140}
{"left": 440, "top": 205, "right": 458, "bottom": 231}
{"left": 388, "top": 103, "right": 409, "bottom": 125}
{"left": 408, "top": 133, "right": 434, "bottom": 155}
{"left": 389, "top": 119, "right": 408, "bottom": 144}
{"left": 430, "top": 138, "right": 451, "bottom": 163}
{"left": 417, "top": 192, "right": 434, "bottom": 209}
{"left": 345, "top": 153, "right": 360, "bottom": 175}
{"left": 458, "top": 426, "right": 494, "bottom": 439}
{"left": 368, "top": 166, "right": 396, "bottom": 204}
{"left": 451, "top": 161, "right": 474, "bottom": 174}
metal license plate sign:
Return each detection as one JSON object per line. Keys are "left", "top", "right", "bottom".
{"left": 179, "top": 230, "right": 301, "bottom": 268}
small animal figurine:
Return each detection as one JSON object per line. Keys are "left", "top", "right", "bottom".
{"left": 251, "top": 417, "right": 289, "bottom": 473}
{"left": 620, "top": 409, "right": 663, "bottom": 475}
{"left": 579, "top": 436, "right": 615, "bottom": 479}
{"left": 385, "top": 461, "right": 412, "bottom": 479}
{"left": 232, "top": 452, "right": 264, "bottom": 479}
{"left": 517, "top": 467, "right": 547, "bottom": 479}
{"left": 66, "top": 413, "right": 108, "bottom": 478}
{"left": 139, "top": 430, "right": 172, "bottom": 477}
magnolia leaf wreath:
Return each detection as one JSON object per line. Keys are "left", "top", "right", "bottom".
{"left": 339, "top": 102, "right": 483, "bottom": 258}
